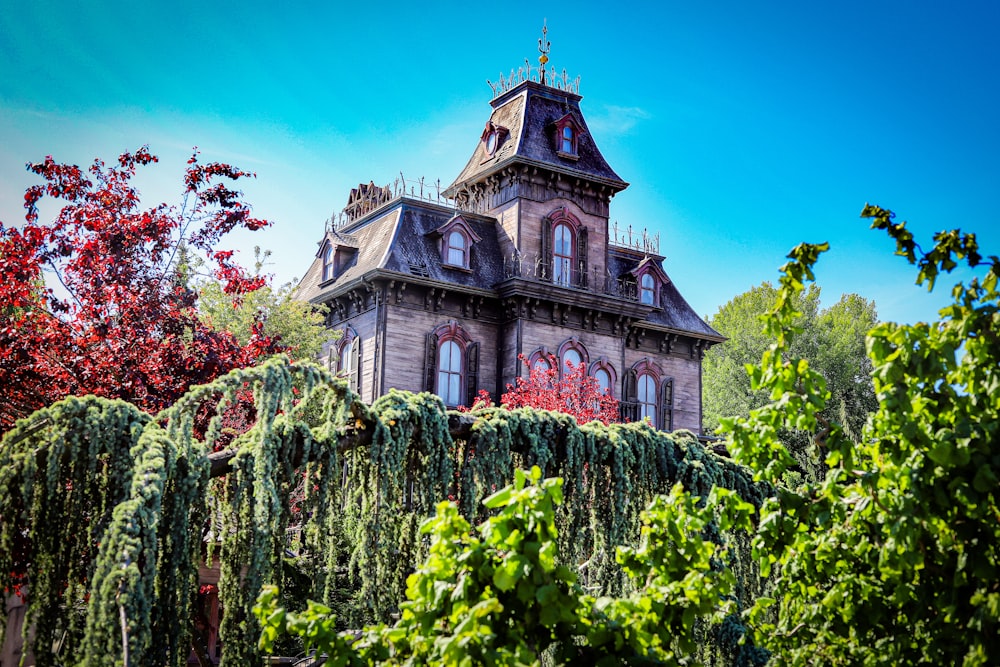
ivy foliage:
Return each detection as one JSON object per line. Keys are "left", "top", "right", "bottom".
{"left": 726, "top": 206, "right": 1000, "bottom": 665}
{"left": 255, "top": 466, "right": 758, "bottom": 666}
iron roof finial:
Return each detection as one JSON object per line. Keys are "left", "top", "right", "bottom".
{"left": 538, "top": 19, "right": 550, "bottom": 85}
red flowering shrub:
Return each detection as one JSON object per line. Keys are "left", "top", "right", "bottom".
{"left": 468, "top": 354, "right": 621, "bottom": 425}
{"left": 0, "top": 147, "right": 282, "bottom": 430}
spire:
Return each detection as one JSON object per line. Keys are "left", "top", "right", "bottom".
{"left": 486, "top": 20, "right": 580, "bottom": 99}
{"left": 538, "top": 20, "right": 550, "bottom": 85}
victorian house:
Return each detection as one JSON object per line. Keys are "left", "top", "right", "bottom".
{"left": 295, "top": 50, "right": 723, "bottom": 434}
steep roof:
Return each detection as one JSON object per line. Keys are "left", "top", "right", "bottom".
{"left": 445, "top": 81, "right": 628, "bottom": 196}
{"left": 296, "top": 200, "right": 504, "bottom": 304}
{"left": 607, "top": 250, "right": 724, "bottom": 341}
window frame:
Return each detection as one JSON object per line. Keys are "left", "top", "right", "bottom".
{"left": 552, "top": 222, "right": 574, "bottom": 286}
{"left": 553, "top": 113, "right": 583, "bottom": 159}
{"left": 437, "top": 338, "right": 464, "bottom": 407}
{"left": 589, "top": 358, "right": 617, "bottom": 399}
{"left": 446, "top": 230, "right": 468, "bottom": 267}
{"left": 557, "top": 338, "right": 589, "bottom": 379}
{"left": 333, "top": 327, "right": 360, "bottom": 392}
{"left": 321, "top": 243, "right": 335, "bottom": 282}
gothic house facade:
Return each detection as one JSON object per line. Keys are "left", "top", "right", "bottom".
{"left": 296, "top": 61, "right": 723, "bottom": 434}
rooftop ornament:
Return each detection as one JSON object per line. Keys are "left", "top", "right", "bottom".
{"left": 488, "top": 21, "right": 581, "bottom": 99}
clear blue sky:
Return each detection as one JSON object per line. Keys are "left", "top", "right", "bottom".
{"left": 2, "top": 0, "right": 997, "bottom": 325}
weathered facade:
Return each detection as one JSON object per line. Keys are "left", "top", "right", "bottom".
{"left": 296, "top": 57, "right": 723, "bottom": 434}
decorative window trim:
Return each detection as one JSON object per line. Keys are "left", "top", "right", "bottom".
{"left": 540, "top": 207, "right": 588, "bottom": 288}
{"left": 424, "top": 321, "right": 479, "bottom": 408}
{"left": 623, "top": 358, "right": 665, "bottom": 428}
{"left": 333, "top": 326, "right": 361, "bottom": 393}
{"left": 631, "top": 258, "right": 670, "bottom": 308}
{"left": 557, "top": 338, "right": 589, "bottom": 377}
{"left": 321, "top": 243, "right": 335, "bottom": 282}
{"left": 552, "top": 113, "right": 585, "bottom": 160}
{"left": 526, "top": 346, "right": 556, "bottom": 372}
{"left": 431, "top": 215, "right": 482, "bottom": 270}
{"left": 318, "top": 237, "right": 358, "bottom": 285}
{"left": 480, "top": 121, "right": 510, "bottom": 158}
{"left": 589, "top": 357, "right": 617, "bottom": 399}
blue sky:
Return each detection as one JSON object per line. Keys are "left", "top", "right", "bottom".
{"left": 2, "top": 0, "right": 997, "bottom": 326}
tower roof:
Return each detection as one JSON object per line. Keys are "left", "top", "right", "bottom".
{"left": 444, "top": 80, "right": 628, "bottom": 198}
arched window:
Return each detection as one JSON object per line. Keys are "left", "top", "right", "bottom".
{"left": 334, "top": 328, "right": 360, "bottom": 392}
{"left": 447, "top": 230, "right": 467, "bottom": 267}
{"left": 637, "top": 372, "right": 657, "bottom": 427}
{"left": 640, "top": 273, "right": 655, "bottom": 305}
{"left": 553, "top": 222, "right": 573, "bottom": 286}
{"left": 437, "top": 339, "right": 463, "bottom": 406}
{"left": 561, "top": 126, "right": 574, "bottom": 153}
{"left": 562, "top": 347, "right": 582, "bottom": 371}
{"left": 322, "top": 244, "right": 334, "bottom": 282}
{"left": 595, "top": 367, "right": 612, "bottom": 396}
{"left": 557, "top": 339, "right": 589, "bottom": 378}
{"left": 424, "top": 321, "right": 478, "bottom": 407}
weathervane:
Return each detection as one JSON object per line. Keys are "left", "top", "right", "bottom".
{"left": 538, "top": 20, "right": 550, "bottom": 84}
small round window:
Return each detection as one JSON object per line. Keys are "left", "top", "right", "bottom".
{"left": 485, "top": 130, "right": 498, "bottom": 155}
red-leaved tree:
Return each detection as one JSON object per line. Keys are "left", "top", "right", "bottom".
{"left": 470, "top": 354, "right": 621, "bottom": 425}
{"left": 0, "top": 147, "right": 282, "bottom": 431}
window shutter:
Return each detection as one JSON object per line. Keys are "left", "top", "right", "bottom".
{"left": 350, "top": 336, "right": 361, "bottom": 395}
{"left": 465, "top": 341, "right": 480, "bottom": 407}
{"left": 577, "top": 226, "right": 588, "bottom": 288}
{"left": 540, "top": 217, "right": 551, "bottom": 281}
{"left": 660, "top": 378, "right": 674, "bottom": 431}
{"left": 424, "top": 332, "right": 439, "bottom": 393}
{"left": 622, "top": 368, "right": 638, "bottom": 423}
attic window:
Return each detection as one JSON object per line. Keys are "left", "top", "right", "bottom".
{"left": 432, "top": 215, "right": 482, "bottom": 271}
{"left": 322, "top": 244, "right": 335, "bottom": 282}
{"left": 640, "top": 273, "right": 655, "bottom": 304}
{"left": 447, "top": 230, "right": 468, "bottom": 267}
{"left": 553, "top": 113, "right": 583, "bottom": 159}
{"left": 480, "top": 122, "right": 509, "bottom": 157}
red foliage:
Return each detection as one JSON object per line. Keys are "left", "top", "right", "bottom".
{"left": 0, "top": 147, "right": 282, "bottom": 431}
{"left": 469, "top": 354, "right": 621, "bottom": 425}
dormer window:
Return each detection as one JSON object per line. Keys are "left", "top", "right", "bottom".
{"left": 447, "top": 230, "right": 467, "bottom": 266}
{"left": 640, "top": 273, "right": 655, "bottom": 304}
{"left": 553, "top": 113, "right": 584, "bottom": 159}
{"left": 322, "top": 244, "right": 335, "bottom": 282}
{"left": 630, "top": 258, "right": 669, "bottom": 307}
{"left": 561, "top": 126, "right": 574, "bottom": 153}
{"left": 480, "top": 121, "right": 509, "bottom": 157}
{"left": 431, "top": 215, "right": 482, "bottom": 270}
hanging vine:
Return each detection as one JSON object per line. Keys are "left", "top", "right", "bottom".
{"left": 0, "top": 356, "right": 767, "bottom": 666}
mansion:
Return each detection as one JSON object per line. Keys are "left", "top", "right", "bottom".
{"left": 296, "top": 52, "right": 723, "bottom": 433}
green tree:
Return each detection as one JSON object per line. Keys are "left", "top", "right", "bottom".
{"left": 197, "top": 248, "right": 331, "bottom": 361}
{"left": 703, "top": 283, "right": 877, "bottom": 478}
{"left": 728, "top": 206, "right": 999, "bottom": 665}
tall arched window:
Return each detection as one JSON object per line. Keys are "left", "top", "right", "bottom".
{"left": 437, "top": 340, "right": 463, "bottom": 406}
{"left": 562, "top": 347, "right": 582, "bottom": 372}
{"left": 334, "top": 328, "right": 360, "bottom": 392}
{"left": 637, "top": 372, "right": 657, "bottom": 427}
{"left": 553, "top": 223, "right": 573, "bottom": 286}
{"left": 595, "top": 367, "right": 612, "bottom": 396}
{"left": 640, "top": 273, "right": 655, "bottom": 305}
{"left": 425, "top": 321, "right": 478, "bottom": 408}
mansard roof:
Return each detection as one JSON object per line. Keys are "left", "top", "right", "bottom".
{"left": 607, "top": 249, "right": 724, "bottom": 341}
{"left": 296, "top": 200, "right": 504, "bottom": 304}
{"left": 444, "top": 81, "right": 628, "bottom": 197}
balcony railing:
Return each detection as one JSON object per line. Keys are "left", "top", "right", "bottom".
{"left": 501, "top": 252, "right": 643, "bottom": 302}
